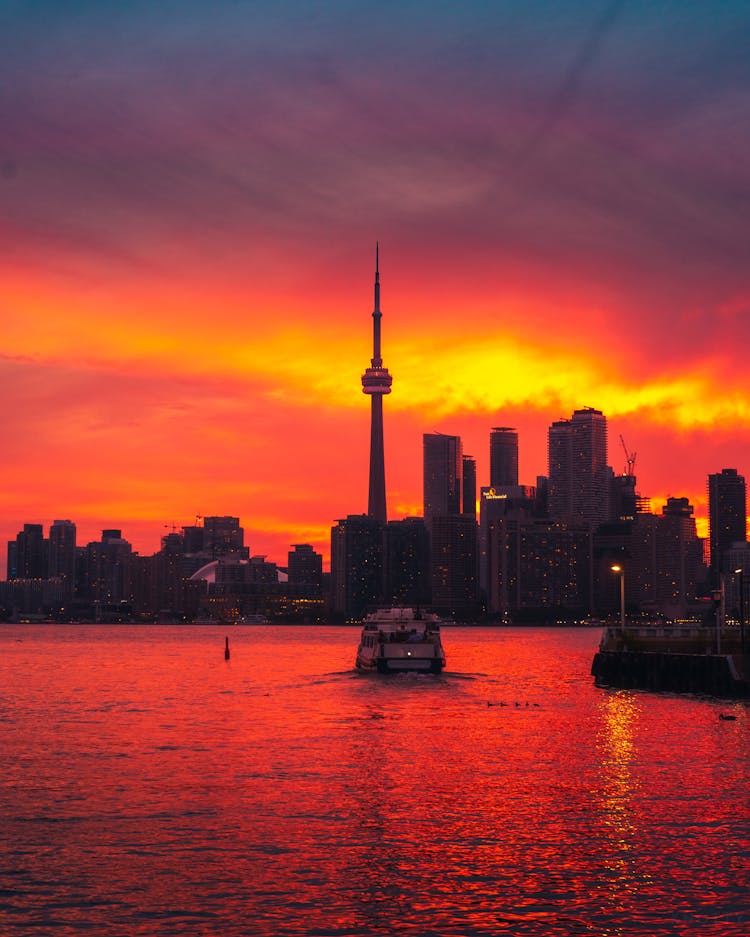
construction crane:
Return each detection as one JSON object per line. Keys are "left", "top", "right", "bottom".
{"left": 620, "top": 435, "right": 637, "bottom": 477}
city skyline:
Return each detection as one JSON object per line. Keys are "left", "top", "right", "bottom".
{"left": 2, "top": 1, "right": 750, "bottom": 571}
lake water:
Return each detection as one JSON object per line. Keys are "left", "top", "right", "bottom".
{"left": 1, "top": 625, "right": 748, "bottom": 936}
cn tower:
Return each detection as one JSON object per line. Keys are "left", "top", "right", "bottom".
{"left": 361, "top": 244, "right": 392, "bottom": 524}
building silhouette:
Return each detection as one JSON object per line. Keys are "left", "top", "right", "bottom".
{"left": 478, "top": 484, "right": 536, "bottom": 595}
{"left": 708, "top": 468, "right": 747, "bottom": 583}
{"left": 48, "top": 519, "right": 77, "bottom": 598}
{"left": 548, "top": 408, "right": 609, "bottom": 530}
{"left": 423, "top": 433, "right": 462, "bottom": 525}
{"left": 629, "top": 510, "right": 659, "bottom": 612}
{"left": 462, "top": 455, "right": 476, "bottom": 519}
{"left": 421, "top": 432, "right": 479, "bottom": 617}
{"left": 331, "top": 514, "right": 384, "bottom": 619}
{"left": 202, "top": 516, "right": 247, "bottom": 559}
{"left": 486, "top": 517, "right": 591, "bottom": 618}
{"left": 361, "top": 245, "right": 392, "bottom": 524}
{"left": 150, "top": 531, "right": 185, "bottom": 617}
{"left": 655, "top": 497, "right": 702, "bottom": 618}
{"left": 8, "top": 524, "right": 47, "bottom": 580}
{"left": 724, "top": 542, "right": 750, "bottom": 619}
{"left": 287, "top": 544, "right": 323, "bottom": 596}
{"left": 82, "top": 530, "right": 134, "bottom": 610}
{"left": 385, "top": 517, "right": 431, "bottom": 606}
{"left": 490, "top": 427, "right": 518, "bottom": 487}
{"left": 430, "top": 513, "right": 478, "bottom": 618}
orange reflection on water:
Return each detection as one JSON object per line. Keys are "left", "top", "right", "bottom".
{"left": 595, "top": 689, "right": 657, "bottom": 932}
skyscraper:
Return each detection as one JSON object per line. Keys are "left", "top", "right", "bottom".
{"left": 49, "top": 519, "right": 77, "bottom": 597}
{"left": 430, "top": 514, "right": 478, "bottom": 618}
{"left": 10, "top": 524, "right": 47, "bottom": 580}
{"left": 202, "top": 516, "right": 246, "bottom": 559}
{"left": 423, "top": 433, "right": 477, "bottom": 617}
{"left": 486, "top": 517, "right": 591, "bottom": 616}
{"left": 385, "top": 517, "right": 431, "bottom": 606}
{"left": 490, "top": 427, "right": 518, "bottom": 488}
{"left": 655, "top": 497, "right": 702, "bottom": 617}
{"left": 361, "top": 245, "right": 392, "bottom": 524}
{"left": 83, "top": 530, "right": 134, "bottom": 606}
{"left": 462, "top": 454, "right": 476, "bottom": 519}
{"left": 287, "top": 544, "right": 323, "bottom": 596}
{"left": 331, "top": 514, "right": 384, "bottom": 619}
{"left": 423, "top": 433, "right": 462, "bottom": 525}
{"left": 548, "top": 408, "right": 608, "bottom": 530}
{"left": 708, "top": 468, "right": 747, "bottom": 581}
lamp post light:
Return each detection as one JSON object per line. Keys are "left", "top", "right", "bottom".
{"left": 611, "top": 564, "right": 625, "bottom": 632}
{"left": 735, "top": 568, "right": 746, "bottom": 655}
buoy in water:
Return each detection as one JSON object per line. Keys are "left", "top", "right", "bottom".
{"left": 224, "top": 636, "right": 230, "bottom": 660}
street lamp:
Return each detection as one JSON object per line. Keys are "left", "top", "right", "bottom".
{"left": 611, "top": 564, "right": 625, "bottom": 632}
{"left": 734, "top": 568, "right": 746, "bottom": 655}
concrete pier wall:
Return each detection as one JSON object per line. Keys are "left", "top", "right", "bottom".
{"left": 592, "top": 650, "right": 750, "bottom": 698}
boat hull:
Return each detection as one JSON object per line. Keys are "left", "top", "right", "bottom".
{"left": 356, "top": 652, "right": 445, "bottom": 674}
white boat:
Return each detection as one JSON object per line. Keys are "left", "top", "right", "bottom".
{"left": 355, "top": 607, "right": 446, "bottom": 673}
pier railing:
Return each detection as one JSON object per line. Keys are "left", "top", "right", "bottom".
{"left": 599, "top": 622, "right": 744, "bottom": 655}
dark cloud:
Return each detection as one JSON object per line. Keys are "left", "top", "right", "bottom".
{"left": 1, "top": 2, "right": 749, "bottom": 391}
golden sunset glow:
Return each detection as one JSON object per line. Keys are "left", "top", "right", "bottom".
{"left": 2, "top": 1, "right": 749, "bottom": 569}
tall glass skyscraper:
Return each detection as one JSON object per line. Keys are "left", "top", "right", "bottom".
{"left": 548, "top": 408, "right": 608, "bottom": 530}
{"left": 490, "top": 427, "right": 518, "bottom": 488}
{"left": 49, "top": 519, "right": 77, "bottom": 597}
{"left": 423, "top": 433, "right": 463, "bottom": 525}
{"left": 462, "top": 454, "right": 477, "bottom": 519}
{"left": 708, "top": 468, "right": 747, "bottom": 581}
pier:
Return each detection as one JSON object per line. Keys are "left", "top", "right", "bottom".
{"left": 591, "top": 623, "right": 750, "bottom": 698}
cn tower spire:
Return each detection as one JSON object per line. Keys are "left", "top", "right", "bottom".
{"left": 361, "top": 243, "right": 392, "bottom": 524}
{"left": 372, "top": 241, "right": 382, "bottom": 366}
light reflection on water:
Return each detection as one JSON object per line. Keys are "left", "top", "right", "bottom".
{"left": 0, "top": 625, "right": 748, "bottom": 936}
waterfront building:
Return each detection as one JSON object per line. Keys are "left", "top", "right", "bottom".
{"left": 429, "top": 513, "right": 478, "bottom": 619}
{"left": 330, "top": 514, "right": 384, "bottom": 619}
{"left": 82, "top": 530, "right": 135, "bottom": 610}
{"left": 724, "top": 542, "right": 750, "bottom": 621}
{"left": 423, "top": 433, "right": 462, "bottom": 525}
{"left": 150, "top": 531, "right": 185, "bottom": 617}
{"left": 490, "top": 427, "right": 519, "bottom": 487}
{"left": 654, "top": 497, "right": 702, "bottom": 618}
{"left": 287, "top": 544, "right": 323, "bottom": 596}
{"left": 487, "top": 517, "right": 591, "bottom": 618}
{"left": 708, "top": 468, "right": 747, "bottom": 583}
{"left": 48, "top": 519, "right": 77, "bottom": 598}
{"left": 202, "top": 516, "right": 247, "bottom": 559}
{"left": 610, "top": 471, "right": 637, "bottom": 522}
{"left": 478, "top": 485, "right": 536, "bottom": 594}
{"left": 385, "top": 517, "right": 431, "bottom": 606}
{"left": 592, "top": 519, "right": 632, "bottom": 615}
{"left": 548, "top": 408, "right": 609, "bottom": 530}
{"left": 6, "top": 540, "right": 18, "bottom": 581}
{"left": 361, "top": 245, "right": 392, "bottom": 524}
{"left": 0, "top": 577, "right": 64, "bottom": 618}
{"left": 628, "top": 510, "right": 659, "bottom": 614}
{"left": 9, "top": 523, "right": 47, "bottom": 580}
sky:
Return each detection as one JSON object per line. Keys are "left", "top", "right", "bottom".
{"left": 2, "top": 0, "right": 750, "bottom": 572}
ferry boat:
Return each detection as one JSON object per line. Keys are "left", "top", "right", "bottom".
{"left": 355, "top": 607, "right": 447, "bottom": 673}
